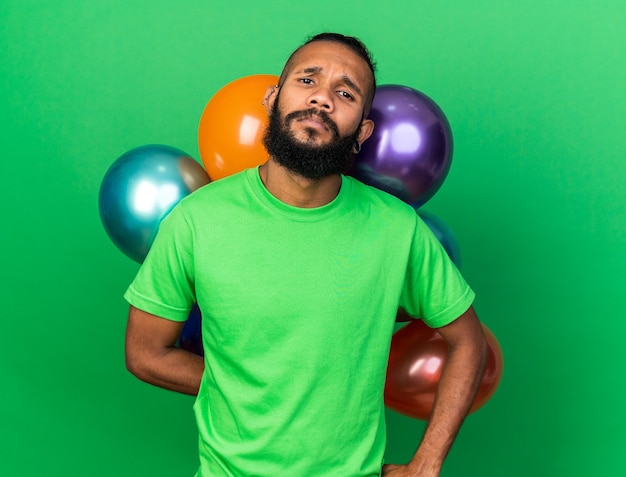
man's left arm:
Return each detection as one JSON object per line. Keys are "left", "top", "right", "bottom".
{"left": 384, "top": 305, "right": 489, "bottom": 477}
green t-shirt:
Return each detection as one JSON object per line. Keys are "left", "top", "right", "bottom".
{"left": 125, "top": 167, "right": 474, "bottom": 477}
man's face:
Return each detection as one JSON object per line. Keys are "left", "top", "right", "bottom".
{"left": 262, "top": 41, "right": 375, "bottom": 180}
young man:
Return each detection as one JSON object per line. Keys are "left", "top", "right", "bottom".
{"left": 124, "top": 33, "right": 488, "bottom": 477}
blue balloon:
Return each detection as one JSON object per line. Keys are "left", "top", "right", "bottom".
{"left": 350, "top": 85, "right": 453, "bottom": 208}
{"left": 99, "top": 144, "right": 210, "bottom": 263}
{"left": 179, "top": 304, "right": 203, "bottom": 357}
{"left": 418, "top": 210, "right": 462, "bottom": 269}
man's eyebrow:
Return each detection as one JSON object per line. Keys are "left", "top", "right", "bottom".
{"left": 297, "top": 66, "right": 363, "bottom": 97}
{"left": 341, "top": 75, "right": 363, "bottom": 97}
{"left": 301, "top": 66, "right": 322, "bottom": 75}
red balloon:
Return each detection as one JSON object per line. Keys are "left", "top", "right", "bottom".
{"left": 384, "top": 320, "right": 503, "bottom": 420}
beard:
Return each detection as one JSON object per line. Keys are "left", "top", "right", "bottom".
{"left": 262, "top": 98, "right": 361, "bottom": 180}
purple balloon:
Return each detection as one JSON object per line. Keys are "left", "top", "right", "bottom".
{"left": 350, "top": 85, "right": 453, "bottom": 208}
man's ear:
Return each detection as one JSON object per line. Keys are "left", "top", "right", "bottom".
{"left": 263, "top": 85, "right": 278, "bottom": 115}
{"left": 357, "top": 118, "right": 375, "bottom": 145}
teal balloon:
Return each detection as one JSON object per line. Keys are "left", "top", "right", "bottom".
{"left": 99, "top": 144, "right": 210, "bottom": 263}
{"left": 418, "top": 210, "right": 462, "bottom": 269}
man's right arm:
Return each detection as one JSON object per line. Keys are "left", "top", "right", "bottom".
{"left": 125, "top": 305, "right": 204, "bottom": 396}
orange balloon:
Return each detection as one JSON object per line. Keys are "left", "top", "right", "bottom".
{"left": 384, "top": 320, "right": 503, "bottom": 420}
{"left": 198, "top": 74, "right": 279, "bottom": 180}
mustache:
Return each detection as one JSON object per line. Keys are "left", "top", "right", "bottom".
{"left": 284, "top": 108, "right": 340, "bottom": 138}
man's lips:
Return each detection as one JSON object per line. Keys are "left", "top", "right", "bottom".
{"left": 284, "top": 108, "right": 340, "bottom": 138}
{"left": 298, "top": 116, "right": 328, "bottom": 131}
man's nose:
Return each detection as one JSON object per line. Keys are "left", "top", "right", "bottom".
{"left": 307, "top": 87, "right": 334, "bottom": 112}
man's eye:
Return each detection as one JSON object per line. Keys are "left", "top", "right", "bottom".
{"left": 300, "top": 78, "right": 313, "bottom": 84}
{"left": 339, "top": 91, "right": 354, "bottom": 100}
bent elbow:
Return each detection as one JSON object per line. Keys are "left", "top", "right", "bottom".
{"left": 125, "top": 348, "right": 152, "bottom": 383}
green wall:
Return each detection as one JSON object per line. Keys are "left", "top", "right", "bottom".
{"left": 1, "top": 1, "right": 624, "bottom": 475}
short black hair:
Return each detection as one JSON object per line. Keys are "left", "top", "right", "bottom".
{"left": 278, "top": 32, "right": 377, "bottom": 114}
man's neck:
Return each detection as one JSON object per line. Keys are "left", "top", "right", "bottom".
{"left": 259, "top": 159, "right": 342, "bottom": 208}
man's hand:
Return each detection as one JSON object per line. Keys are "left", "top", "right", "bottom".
{"left": 382, "top": 462, "right": 439, "bottom": 477}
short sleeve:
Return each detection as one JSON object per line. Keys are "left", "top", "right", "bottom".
{"left": 399, "top": 215, "right": 475, "bottom": 328}
{"left": 123, "top": 205, "right": 196, "bottom": 321}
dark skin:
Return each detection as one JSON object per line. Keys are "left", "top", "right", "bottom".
{"left": 125, "top": 40, "right": 489, "bottom": 477}
{"left": 125, "top": 306, "right": 203, "bottom": 395}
